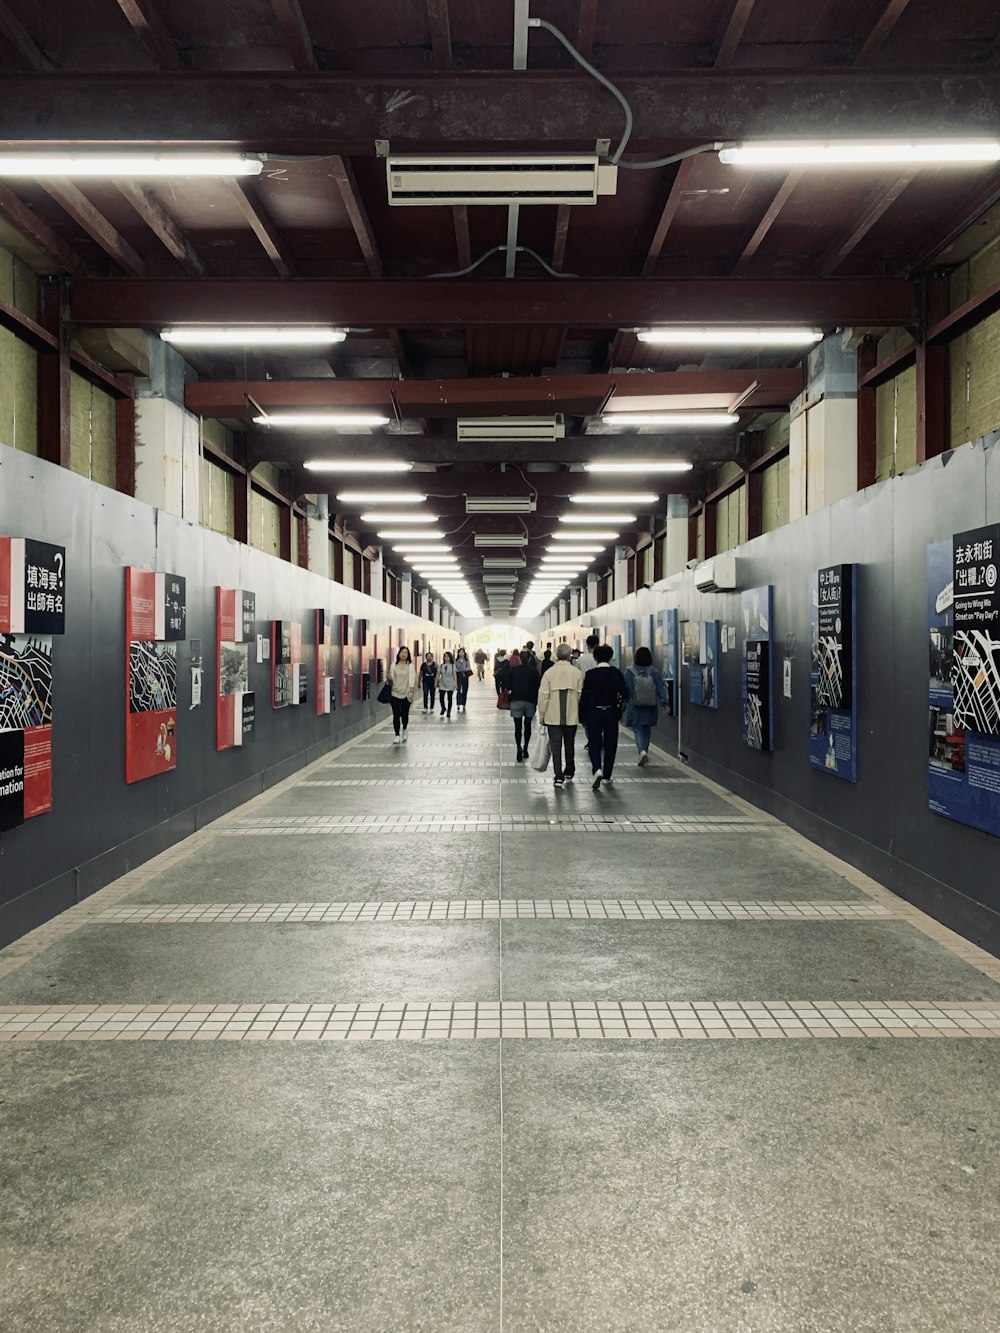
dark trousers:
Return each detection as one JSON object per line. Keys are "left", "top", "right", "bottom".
{"left": 547, "top": 724, "right": 577, "bottom": 778}
{"left": 422, "top": 680, "right": 435, "bottom": 708}
{"left": 439, "top": 689, "right": 454, "bottom": 716}
{"left": 586, "top": 708, "right": 619, "bottom": 778}
{"left": 513, "top": 714, "right": 533, "bottom": 751}
{"left": 457, "top": 674, "right": 469, "bottom": 707}
{"left": 390, "top": 696, "right": 410, "bottom": 735}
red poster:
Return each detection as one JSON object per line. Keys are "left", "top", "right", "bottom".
{"left": 0, "top": 536, "right": 12, "bottom": 633}
{"left": 315, "top": 610, "right": 333, "bottom": 716}
{"left": 217, "top": 587, "right": 253, "bottom": 750}
{"left": 126, "top": 567, "right": 178, "bottom": 784}
{"left": 127, "top": 568, "right": 157, "bottom": 642}
{"left": 126, "top": 711, "right": 176, "bottom": 784}
{"left": 22, "top": 725, "right": 52, "bottom": 819}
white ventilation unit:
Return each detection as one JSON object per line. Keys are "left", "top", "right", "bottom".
{"left": 466, "top": 496, "right": 537, "bottom": 514}
{"left": 459, "top": 417, "right": 565, "bottom": 442}
{"left": 694, "top": 555, "right": 738, "bottom": 593}
{"left": 386, "top": 155, "right": 617, "bottom": 207}
{"left": 475, "top": 534, "right": 528, "bottom": 547}
{"left": 482, "top": 557, "right": 526, "bottom": 569}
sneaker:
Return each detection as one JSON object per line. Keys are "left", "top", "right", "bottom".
{"left": 638, "top": 751, "right": 649, "bottom": 767}
{"left": 592, "top": 772, "right": 602, "bottom": 790}
{"left": 603, "top": 775, "right": 613, "bottom": 784}
{"left": 565, "top": 770, "right": 575, "bottom": 781}
{"left": 553, "top": 775, "right": 565, "bottom": 786}
{"left": 393, "top": 736, "right": 401, "bottom": 745}
{"left": 401, "top": 730, "right": 408, "bottom": 742}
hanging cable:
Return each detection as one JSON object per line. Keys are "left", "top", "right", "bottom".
{"left": 527, "top": 17, "right": 727, "bottom": 170}
{"left": 428, "top": 245, "right": 576, "bottom": 279}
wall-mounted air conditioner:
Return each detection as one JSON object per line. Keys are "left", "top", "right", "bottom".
{"left": 694, "top": 555, "right": 738, "bottom": 593}
{"left": 483, "top": 557, "right": 526, "bottom": 569}
{"left": 459, "top": 417, "right": 565, "bottom": 442}
{"left": 386, "top": 156, "right": 617, "bottom": 207}
{"left": 466, "top": 497, "right": 537, "bottom": 514}
{"left": 475, "top": 534, "right": 528, "bottom": 547}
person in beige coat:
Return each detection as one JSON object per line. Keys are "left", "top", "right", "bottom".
{"left": 537, "top": 642, "right": 584, "bottom": 785}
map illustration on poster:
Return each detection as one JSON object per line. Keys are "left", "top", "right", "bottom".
{"left": 741, "top": 586, "right": 774, "bottom": 751}
{"left": 0, "top": 534, "right": 65, "bottom": 830}
{"left": 656, "top": 609, "right": 679, "bottom": 715}
{"left": 687, "top": 620, "right": 720, "bottom": 709}
{"left": 809, "top": 564, "right": 858, "bottom": 782}
{"left": 216, "top": 587, "right": 256, "bottom": 751}
{"left": 126, "top": 568, "right": 185, "bottom": 784}
{"left": 928, "top": 532, "right": 1000, "bottom": 837}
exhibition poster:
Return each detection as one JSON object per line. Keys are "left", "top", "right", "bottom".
{"left": 340, "top": 614, "right": 355, "bottom": 707}
{"left": 687, "top": 620, "right": 720, "bottom": 709}
{"left": 0, "top": 535, "right": 65, "bottom": 829}
{"left": 741, "top": 585, "right": 774, "bottom": 751}
{"left": 928, "top": 533, "right": 1000, "bottom": 836}
{"left": 656, "top": 608, "right": 679, "bottom": 716}
{"left": 126, "top": 567, "right": 184, "bottom": 783}
{"left": 315, "top": 610, "right": 336, "bottom": 716}
{"left": 216, "top": 587, "right": 256, "bottom": 751}
{"left": 809, "top": 564, "right": 858, "bottom": 782}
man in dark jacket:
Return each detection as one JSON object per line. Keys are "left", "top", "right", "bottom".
{"left": 539, "top": 647, "right": 554, "bottom": 677}
{"left": 579, "top": 643, "right": 628, "bottom": 790}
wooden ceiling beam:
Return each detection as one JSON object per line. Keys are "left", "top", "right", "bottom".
{"left": 117, "top": 182, "right": 204, "bottom": 277}
{"left": 641, "top": 157, "right": 697, "bottom": 278}
{"left": 113, "top": 0, "right": 181, "bottom": 71}
{"left": 270, "top": 0, "right": 316, "bottom": 72}
{"left": 425, "top": 0, "right": 452, "bottom": 71}
{"left": 226, "top": 180, "right": 296, "bottom": 277}
{"left": 819, "top": 173, "right": 916, "bottom": 276}
{"left": 732, "top": 170, "right": 802, "bottom": 274}
{"left": 0, "top": 2, "right": 52, "bottom": 70}
{"left": 856, "top": 0, "right": 912, "bottom": 68}
{"left": 0, "top": 184, "right": 88, "bottom": 276}
{"left": 41, "top": 183, "right": 145, "bottom": 276}
{"left": 714, "top": 0, "right": 757, "bottom": 69}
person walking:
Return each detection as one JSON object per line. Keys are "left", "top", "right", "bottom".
{"left": 537, "top": 642, "right": 583, "bottom": 786}
{"left": 539, "top": 646, "right": 554, "bottom": 677}
{"left": 420, "top": 652, "right": 437, "bottom": 711}
{"left": 493, "top": 648, "right": 508, "bottom": 696}
{"left": 388, "top": 646, "right": 416, "bottom": 744}
{"left": 455, "top": 647, "right": 472, "bottom": 711}
{"left": 474, "top": 647, "right": 487, "bottom": 681}
{"left": 581, "top": 643, "right": 628, "bottom": 789}
{"left": 576, "top": 633, "right": 600, "bottom": 678}
{"left": 624, "top": 645, "right": 668, "bottom": 767}
{"left": 507, "top": 649, "right": 540, "bottom": 761}
{"left": 436, "top": 651, "right": 457, "bottom": 719}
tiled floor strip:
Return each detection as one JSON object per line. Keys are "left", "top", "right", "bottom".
{"left": 90, "top": 899, "right": 897, "bottom": 924}
{"left": 3, "top": 1000, "right": 1000, "bottom": 1041}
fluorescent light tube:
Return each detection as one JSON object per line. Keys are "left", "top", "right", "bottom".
{"left": 338, "top": 492, "right": 426, "bottom": 504}
{"left": 603, "top": 412, "right": 738, "bottom": 427}
{"left": 254, "top": 412, "right": 390, "bottom": 427}
{"left": 377, "top": 529, "right": 444, "bottom": 540}
{"left": 161, "top": 327, "right": 345, "bottom": 346}
{"left": 560, "top": 514, "right": 635, "bottom": 524}
{"left": 551, "top": 531, "right": 619, "bottom": 541}
{"left": 360, "top": 512, "right": 437, "bottom": 524}
{"left": 545, "top": 545, "right": 603, "bottom": 553}
{"left": 719, "top": 141, "right": 1000, "bottom": 167}
{"left": 569, "top": 493, "right": 658, "bottom": 504}
{"left": 304, "top": 460, "right": 412, "bottom": 473}
{"left": 0, "top": 153, "right": 263, "bottom": 177}
{"left": 584, "top": 462, "right": 694, "bottom": 474}
{"left": 637, "top": 327, "right": 822, "bottom": 346}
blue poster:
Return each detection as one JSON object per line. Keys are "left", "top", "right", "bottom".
{"left": 612, "top": 634, "right": 622, "bottom": 668}
{"left": 641, "top": 614, "right": 654, "bottom": 651}
{"left": 741, "top": 586, "right": 774, "bottom": 750}
{"left": 656, "top": 608, "right": 679, "bottom": 716}
{"left": 689, "top": 620, "right": 720, "bottom": 709}
{"left": 809, "top": 565, "right": 858, "bottom": 782}
{"left": 623, "top": 620, "right": 636, "bottom": 670}
{"left": 927, "top": 538, "right": 1000, "bottom": 836}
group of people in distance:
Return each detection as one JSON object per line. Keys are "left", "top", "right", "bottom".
{"left": 495, "top": 634, "right": 669, "bottom": 789}
{"left": 383, "top": 646, "right": 473, "bottom": 742}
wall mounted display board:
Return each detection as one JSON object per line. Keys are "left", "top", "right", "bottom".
{"left": 809, "top": 565, "right": 858, "bottom": 782}
{"left": 689, "top": 620, "right": 721, "bottom": 709}
{"left": 741, "top": 586, "right": 774, "bottom": 751}
{"left": 656, "top": 609, "right": 679, "bottom": 716}
{"left": 271, "top": 620, "right": 302, "bottom": 709}
{"left": 927, "top": 530, "right": 1000, "bottom": 836}
{"left": 623, "top": 619, "right": 636, "bottom": 670}
{"left": 216, "top": 588, "right": 255, "bottom": 751}
{"left": 359, "top": 619, "right": 370, "bottom": 700}
{"left": 0, "top": 535, "right": 66, "bottom": 830}
{"left": 641, "top": 614, "right": 654, "bottom": 652}
{"left": 126, "top": 568, "right": 185, "bottom": 783}
{"left": 315, "top": 610, "right": 335, "bottom": 716}
{"left": 340, "top": 615, "right": 355, "bottom": 707}
{"left": 612, "top": 634, "right": 622, "bottom": 668}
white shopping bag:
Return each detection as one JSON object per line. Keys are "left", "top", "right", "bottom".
{"left": 529, "top": 728, "right": 551, "bottom": 772}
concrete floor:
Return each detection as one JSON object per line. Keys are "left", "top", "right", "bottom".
{"left": 2, "top": 687, "right": 1000, "bottom": 1332}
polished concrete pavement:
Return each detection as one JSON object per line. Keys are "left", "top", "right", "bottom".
{"left": 2, "top": 682, "right": 1000, "bottom": 1332}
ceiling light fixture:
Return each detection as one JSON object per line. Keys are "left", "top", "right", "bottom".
{"left": 303, "top": 460, "right": 412, "bottom": 473}
{"left": 0, "top": 153, "right": 263, "bottom": 178}
{"left": 559, "top": 513, "right": 635, "bottom": 525}
{"left": 584, "top": 462, "right": 694, "bottom": 474}
{"left": 392, "top": 544, "right": 450, "bottom": 553}
{"left": 719, "top": 141, "right": 1000, "bottom": 167}
{"left": 544, "top": 545, "right": 603, "bottom": 554}
{"left": 551, "top": 530, "right": 619, "bottom": 541}
{"left": 603, "top": 412, "right": 738, "bottom": 427}
{"left": 161, "top": 327, "right": 346, "bottom": 347}
{"left": 337, "top": 492, "right": 427, "bottom": 504}
{"left": 569, "top": 493, "right": 659, "bottom": 505}
{"left": 359, "top": 512, "right": 437, "bottom": 524}
{"left": 377, "top": 529, "right": 444, "bottom": 540}
{"left": 636, "top": 327, "right": 823, "bottom": 347}
{"left": 253, "top": 412, "right": 390, "bottom": 427}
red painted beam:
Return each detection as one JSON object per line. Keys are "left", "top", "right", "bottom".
{"left": 226, "top": 180, "right": 295, "bottom": 278}
{"left": 113, "top": 0, "right": 181, "bottom": 71}
{"left": 69, "top": 277, "right": 917, "bottom": 330}
{"left": 1, "top": 70, "right": 998, "bottom": 149}
{"left": 186, "top": 368, "right": 804, "bottom": 419}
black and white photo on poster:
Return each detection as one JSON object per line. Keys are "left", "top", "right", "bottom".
{"left": 241, "top": 591, "right": 256, "bottom": 642}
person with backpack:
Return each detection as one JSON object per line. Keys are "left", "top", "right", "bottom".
{"left": 420, "top": 652, "right": 437, "bottom": 711}
{"left": 579, "top": 643, "right": 628, "bottom": 790}
{"left": 624, "top": 645, "right": 669, "bottom": 767}
{"left": 493, "top": 648, "right": 508, "bottom": 696}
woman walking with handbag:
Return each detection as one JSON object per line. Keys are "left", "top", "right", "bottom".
{"left": 388, "top": 646, "right": 416, "bottom": 744}
{"left": 436, "top": 651, "right": 457, "bottom": 719}
{"left": 507, "top": 649, "right": 540, "bottom": 761}
{"left": 454, "top": 647, "right": 472, "bottom": 712}
{"left": 537, "top": 643, "right": 583, "bottom": 786}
